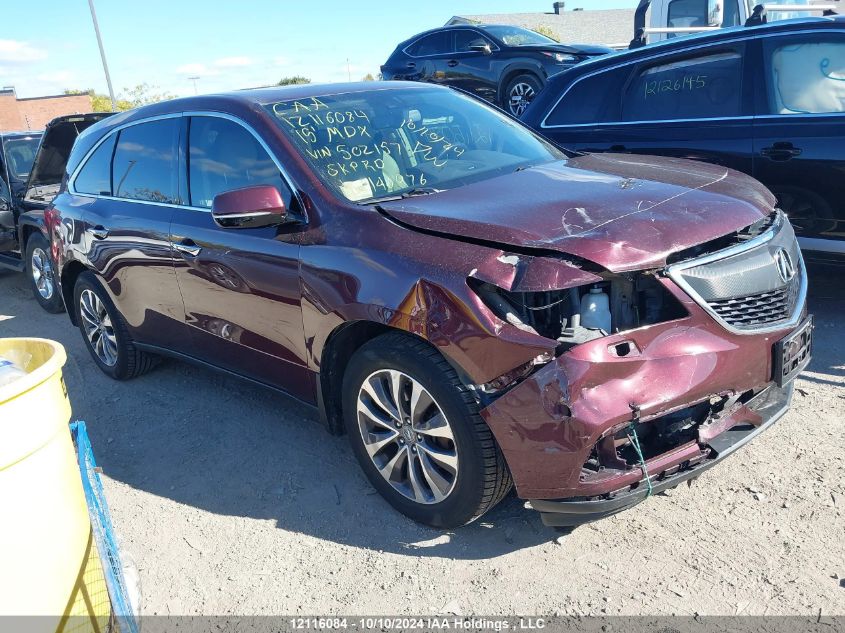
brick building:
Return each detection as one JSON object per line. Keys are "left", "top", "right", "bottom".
{"left": 0, "top": 87, "right": 93, "bottom": 132}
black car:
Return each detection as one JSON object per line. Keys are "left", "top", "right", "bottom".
{"left": 522, "top": 16, "right": 845, "bottom": 262}
{"left": 0, "top": 113, "right": 110, "bottom": 311}
{"left": 381, "top": 24, "right": 613, "bottom": 117}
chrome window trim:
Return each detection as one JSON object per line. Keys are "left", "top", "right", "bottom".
{"left": 539, "top": 26, "right": 843, "bottom": 129}
{"left": 67, "top": 110, "right": 306, "bottom": 219}
{"left": 665, "top": 212, "right": 808, "bottom": 335}
{"left": 402, "top": 28, "right": 502, "bottom": 58}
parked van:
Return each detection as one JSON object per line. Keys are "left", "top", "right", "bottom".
{"left": 633, "top": 0, "right": 839, "bottom": 45}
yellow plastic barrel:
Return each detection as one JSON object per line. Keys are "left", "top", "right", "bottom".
{"left": 0, "top": 338, "right": 111, "bottom": 632}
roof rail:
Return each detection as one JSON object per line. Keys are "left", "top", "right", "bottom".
{"left": 762, "top": 3, "right": 838, "bottom": 10}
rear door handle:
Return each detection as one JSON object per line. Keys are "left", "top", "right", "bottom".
{"left": 447, "top": 60, "right": 459, "bottom": 67}
{"left": 173, "top": 239, "right": 201, "bottom": 258}
{"left": 406, "top": 62, "right": 416, "bottom": 68}
{"left": 90, "top": 226, "right": 109, "bottom": 240}
{"left": 761, "top": 142, "right": 802, "bottom": 161}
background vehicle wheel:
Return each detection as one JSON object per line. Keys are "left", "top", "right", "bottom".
{"left": 342, "top": 332, "right": 512, "bottom": 528}
{"left": 504, "top": 74, "right": 542, "bottom": 117}
{"left": 73, "top": 271, "right": 157, "bottom": 380}
{"left": 26, "top": 233, "right": 64, "bottom": 313}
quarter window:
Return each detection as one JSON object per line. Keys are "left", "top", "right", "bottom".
{"left": 188, "top": 116, "right": 290, "bottom": 209}
{"left": 544, "top": 66, "right": 631, "bottom": 126}
{"left": 74, "top": 134, "right": 116, "bottom": 196}
{"left": 765, "top": 37, "right": 845, "bottom": 115}
{"left": 622, "top": 50, "right": 744, "bottom": 122}
{"left": 406, "top": 32, "right": 451, "bottom": 57}
{"left": 112, "top": 119, "right": 179, "bottom": 204}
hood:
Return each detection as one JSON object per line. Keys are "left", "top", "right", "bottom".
{"left": 517, "top": 43, "right": 615, "bottom": 56}
{"left": 379, "top": 153, "right": 777, "bottom": 272}
{"left": 26, "top": 113, "right": 114, "bottom": 190}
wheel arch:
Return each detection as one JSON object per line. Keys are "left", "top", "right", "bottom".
{"left": 317, "top": 320, "right": 476, "bottom": 436}
{"left": 60, "top": 260, "right": 89, "bottom": 325}
{"left": 498, "top": 66, "right": 545, "bottom": 105}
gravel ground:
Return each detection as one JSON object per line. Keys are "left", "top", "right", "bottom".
{"left": 1, "top": 263, "right": 843, "bottom": 617}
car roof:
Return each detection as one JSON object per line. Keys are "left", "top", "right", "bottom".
{"left": 66, "top": 81, "right": 452, "bottom": 152}
{"left": 550, "top": 15, "right": 845, "bottom": 80}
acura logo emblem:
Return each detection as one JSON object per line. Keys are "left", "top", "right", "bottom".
{"left": 774, "top": 248, "right": 796, "bottom": 283}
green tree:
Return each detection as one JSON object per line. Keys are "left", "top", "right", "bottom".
{"left": 122, "top": 83, "right": 175, "bottom": 107}
{"left": 530, "top": 25, "right": 560, "bottom": 42}
{"left": 361, "top": 73, "right": 375, "bottom": 82}
{"left": 64, "top": 84, "right": 173, "bottom": 112}
{"left": 277, "top": 76, "right": 311, "bottom": 86}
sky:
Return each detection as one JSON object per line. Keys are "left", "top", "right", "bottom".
{"left": 1, "top": 0, "right": 633, "bottom": 100}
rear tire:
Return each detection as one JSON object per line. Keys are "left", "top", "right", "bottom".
{"left": 26, "top": 233, "right": 64, "bottom": 313}
{"left": 342, "top": 332, "right": 512, "bottom": 528}
{"left": 73, "top": 271, "right": 157, "bottom": 380}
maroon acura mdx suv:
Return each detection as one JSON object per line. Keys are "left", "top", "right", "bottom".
{"left": 48, "top": 82, "right": 812, "bottom": 529}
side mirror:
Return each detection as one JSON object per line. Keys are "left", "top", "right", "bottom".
{"left": 707, "top": 0, "right": 724, "bottom": 26}
{"left": 211, "top": 185, "right": 287, "bottom": 229}
{"left": 469, "top": 43, "right": 493, "bottom": 55}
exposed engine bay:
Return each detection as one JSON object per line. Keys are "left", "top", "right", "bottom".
{"left": 471, "top": 271, "right": 687, "bottom": 349}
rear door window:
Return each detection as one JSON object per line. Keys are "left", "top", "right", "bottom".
{"left": 74, "top": 134, "right": 116, "bottom": 196}
{"left": 622, "top": 48, "right": 744, "bottom": 122}
{"left": 188, "top": 116, "right": 291, "bottom": 209}
{"left": 763, "top": 35, "right": 845, "bottom": 114}
{"left": 406, "top": 32, "right": 452, "bottom": 57}
{"left": 543, "top": 66, "right": 632, "bottom": 126}
{"left": 112, "top": 118, "right": 180, "bottom": 204}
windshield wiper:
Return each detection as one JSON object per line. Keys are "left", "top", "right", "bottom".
{"left": 359, "top": 187, "right": 443, "bottom": 205}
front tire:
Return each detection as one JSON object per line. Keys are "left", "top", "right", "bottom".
{"left": 342, "top": 332, "right": 512, "bottom": 528}
{"left": 73, "top": 271, "right": 157, "bottom": 380}
{"left": 26, "top": 233, "right": 64, "bottom": 313}
{"left": 503, "top": 74, "right": 542, "bottom": 117}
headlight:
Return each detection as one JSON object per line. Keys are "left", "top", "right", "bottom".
{"left": 542, "top": 51, "right": 577, "bottom": 64}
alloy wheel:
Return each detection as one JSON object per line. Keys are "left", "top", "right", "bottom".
{"left": 356, "top": 369, "right": 459, "bottom": 504}
{"left": 508, "top": 82, "right": 536, "bottom": 117}
{"left": 79, "top": 289, "right": 118, "bottom": 367}
{"left": 30, "top": 247, "right": 55, "bottom": 300}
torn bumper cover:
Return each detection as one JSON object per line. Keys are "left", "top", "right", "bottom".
{"left": 478, "top": 274, "right": 810, "bottom": 526}
{"left": 530, "top": 382, "right": 793, "bottom": 527}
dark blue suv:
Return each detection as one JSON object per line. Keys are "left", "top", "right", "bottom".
{"left": 522, "top": 16, "right": 845, "bottom": 262}
{"left": 381, "top": 24, "right": 612, "bottom": 117}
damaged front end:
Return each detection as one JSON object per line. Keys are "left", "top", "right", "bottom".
{"left": 470, "top": 211, "right": 811, "bottom": 527}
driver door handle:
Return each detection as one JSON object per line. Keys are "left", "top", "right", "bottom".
{"left": 173, "top": 238, "right": 202, "bottom": 257}
{"left": 90, "top": 226, "right": 109, "bottom": 240}
{"left": 761, "top": 142, "right": 802, "bottom": 161}
{"left": 447, "top": 60, "right": 459, "bottom": 67}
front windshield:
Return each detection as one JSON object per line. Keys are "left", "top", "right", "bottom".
{"left": 265, "top": 87, "right": 563, "bottom": 203}
{"left": 3, "top": 136, "right": 41, "bottom": 181}
{"left": 483, "top": 25, "right": 558, "bottom": 47}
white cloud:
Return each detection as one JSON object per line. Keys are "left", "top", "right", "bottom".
{"left": 175, "top": 63, "right": 210, "bottom": 76}
{"left": 35, "top": 70, "right": 76, "bottom": 83}
{"left": 0, "top": 39, "right": 48, "bottom": 64}
{"left": 213, "top": 56, "right": 252, "bottom": 68}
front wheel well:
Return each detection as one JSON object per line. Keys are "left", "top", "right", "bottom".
{"left": 499, "top": 68, "right": 543, "bottom": 104}
{"left": 60, "top": 261, "right": 89, "bottom": 325}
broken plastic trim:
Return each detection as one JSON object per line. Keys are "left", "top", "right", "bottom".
{"left": 469, "top": 272, "right": 687, "bottom": 345}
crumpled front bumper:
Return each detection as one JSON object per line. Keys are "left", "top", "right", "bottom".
{"left": 478, "top": 276, "right": 805, "bottom": 520}
{"left": 530, "top": 382, "right": 793, "bottom": 527}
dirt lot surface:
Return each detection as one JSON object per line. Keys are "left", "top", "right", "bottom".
{"left": 1, "top": 264, "right": 843, "bottom": 617}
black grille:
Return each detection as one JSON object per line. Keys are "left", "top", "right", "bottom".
{"left": 708, "top": 278, "right": 799, "bottom": 328}
{"left": 669, "top": 211, "right": 806, "bottom": 332}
